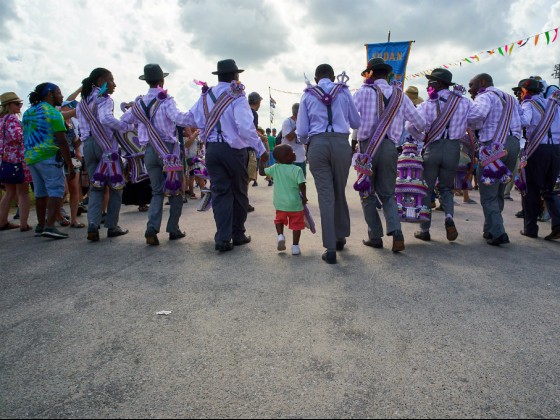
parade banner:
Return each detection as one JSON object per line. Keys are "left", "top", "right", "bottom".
{"left": 365, "top": 41, "right": 413, "bottom": 85}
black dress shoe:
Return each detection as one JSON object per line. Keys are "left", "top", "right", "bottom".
{"left": 515, "top": 210, "right": 524, "bottom": 218}
{"left": 215, "top": 241, "right": 234, "bottom": 252}
{"left": 247, "top": 204, "right": 255, "bottom": 213}
{"left": 169, "top": 231, "right": 186, "bottom": 240}
{"left": 545, "top": 226, "right": 560, "bottom": 241}
{"left": 414, "top": 231, "right": 431, "bottom": 241}
{"left": 445, "top": 219, "right": 458, "bottom": 241}
{"left": 336, "top": 239, "right": 346, "bottom": 251}
{"left": 322, "top": 250, "right": 337, "bottom": 264}
{"left": 108, "top": 227, "right": 129, "bottom": 238}
{"left": 363, "top": 239, "right": 383, "bottom": 249}
{"left": 520, "top": 230, "right": 538, "bottom": 239}
{"left": 233, "top": 235, "right": 251, "bottom": 246}
{"left": 145, "top": 233, "right": 159, "bottom": 246}
{"left": 487, "top": 233, "right": 509, "bottom": 246}
{"left": 483, "top": 232, "right": 492, "bottom": 240}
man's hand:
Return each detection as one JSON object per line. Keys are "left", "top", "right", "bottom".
{"left": 259, "top": 152, "right": 269, "bottom": 167}
{"left": 301, "top": 195, "right": 308, "bottom": 205}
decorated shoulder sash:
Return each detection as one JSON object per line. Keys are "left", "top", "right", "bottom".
{"left": 78, "top": 97, "right": 126, "bottom": 190}
{"left": 201, "top": 81, "right": 246, "bottom": 141}
{"left": 353, "top": 85, "right": 404, "bottom": 197}
{"left": 478, "top": 90, "right": 516, "bottom": 186}
{"left": 515, "top": 92, "right": 560, "bottom": 194}
{"left": 131, "top": 96, "right": 183, "bottom": 195}
{"left": 304, "top": 72, "right": 350, "bottom": 133}
{"left": 423, "top": 85, "right": 466, "bottom": 150}
{"left": 114, "top": 130, "right": 148, "bottom": 183}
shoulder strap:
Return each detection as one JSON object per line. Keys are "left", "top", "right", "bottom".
{"left": 488, "top": 90, "right": 515, "bottom": 145}
{"left": 77, "top": 99, "right": 115, "bottom": 150}
{"left": 424, "top": 94, "right": 463, "bottom": 146}
{"left": 140, "top": 97, "right": 158, "bottom": 120}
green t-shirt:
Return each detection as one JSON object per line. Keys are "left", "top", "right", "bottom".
{"left": 23, "top": 102, "right": 66, "bottom": 165}
{"left": 267, "top": 135, "right": 276, "bottom": 152}
{"left": 264, "top": 163, "right": 306, "bottom": 212}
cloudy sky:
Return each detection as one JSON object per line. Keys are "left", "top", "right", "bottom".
{"left": 1, "top": 0, "right": 558, "bottom": 128}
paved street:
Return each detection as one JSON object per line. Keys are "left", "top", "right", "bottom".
{"left": 1, "top": 176, "right": 559, "bottom": 418}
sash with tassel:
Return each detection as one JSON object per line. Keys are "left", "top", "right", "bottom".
{"left": 114, "top": 130, "right": 148, "bottom": 183}
{"left": 131, "top": 98, "right": 183, "bottom": 195}
{"left": 422, "top": 85, "right": 466, "bottom": 153}
{"left": 353, "top": 85, "right": 403, "bottom": 197}
{"left": 201, "top": 80, "right": 246, "bottom": 142}
{"left": 515, "top": 93, "right": 560, "bottom": 194}
{"left": 479, "top": 90, "right": 516, "bottom": 186}
{"left": 78, "top": 98, "right": 126, "bottom": 190}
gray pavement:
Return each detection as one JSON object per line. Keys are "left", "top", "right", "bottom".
{"left": 1, "top": 175, "right": 559, "bottom": 418}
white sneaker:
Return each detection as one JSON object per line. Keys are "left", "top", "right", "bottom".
{"left": 292, "top": 245, "right": 301, "bottom": 255}
{"left": 277, "top": 234, "right": 286, "bottom": 251}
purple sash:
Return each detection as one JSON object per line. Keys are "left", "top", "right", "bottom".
{"left": 131, "top": 98, "right": 183, "bottom": 195}
{"left": 353, "top": 86, "right": 403, "bottom": 197}
{"left": 201, "top": 81, "right": 246, "bottom": 141}
{"left": 516, "top": 94, "right": 560, "bottom": 194}
{"left": 78, "top": 98, "right": 126, "bottom": 190}
{"left": 423, "top": 92, "right": 463, "bottom": 150}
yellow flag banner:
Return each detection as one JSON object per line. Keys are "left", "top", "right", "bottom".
{"left": 406, "top": 27, "right": 558, "bottom": 80}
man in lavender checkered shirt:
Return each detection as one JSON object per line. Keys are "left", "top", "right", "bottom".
{"left": 121, "top": 64, "right": 194, "bottom": 246}
{"left": 353, "top": 58, "right": 425, "bottom": 253}
{"left": 467, "top": 73, "right": 522, "bottom": 246}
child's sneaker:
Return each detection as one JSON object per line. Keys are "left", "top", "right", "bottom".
{"left": 292, "top": 245, "right": 301, "bottom": 255}
{"left": 277, "top": 234, "right": 286, "bottom": 251}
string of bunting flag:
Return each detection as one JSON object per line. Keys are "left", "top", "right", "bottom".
{"left": 406, "top": 27, "right": 559, "bottom": 80}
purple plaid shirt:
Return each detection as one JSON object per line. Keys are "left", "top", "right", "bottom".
{"left": 121, "top": 88, "right": 194, "bottom": 145}
{"left": 406, "top": 89, "right": 472, "bottom": 142}
{"left": 77, "top": 86, "right": 131, "bottom": 140}
{"left": 520, "top": 94, "right": 560, "bottom": 145}
{"left": 353, "top": 79, "right": 425, "bottom": 144}
{"left": 467, "top": 86, "right": 522, "bottom": 143}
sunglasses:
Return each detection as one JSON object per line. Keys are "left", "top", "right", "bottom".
{"left": 11, "top": 102, "right": 23, "bottom": 107}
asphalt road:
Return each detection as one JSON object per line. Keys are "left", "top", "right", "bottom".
{"left": 1, "top": 176, "right": 559, "bottom": 418}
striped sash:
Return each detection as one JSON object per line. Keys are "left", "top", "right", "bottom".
{"left": 517, "top": 96, "right": 559, "bottom": 194}
{"left": 479, "top": 91, "right": 515, "bottom": 168}
{"left": 305, "top": 83, "right": 347, "bottom": 132}
{"left": 114, "top": 130, "right": 148, "bottom": 183}
{"left": 201, "top": 82, "right": 245, "bottom": 141}
{"left": 131, "top": 99, "right": 183, "bottom": 195}
{"left": 423, "top": 93, "right": 462, "bottom": 149}
{"left": 352, "top": 86, "right": 403, "bottom": 197}
{"left": 78, "top": 98, "right": 125, "bottom": 190}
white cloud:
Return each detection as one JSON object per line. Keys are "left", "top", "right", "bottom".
{"left": 0, "top": 0, "right": 558, "bottom": 125}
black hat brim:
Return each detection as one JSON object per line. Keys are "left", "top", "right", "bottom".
{"left": 139, "top": 73, "right": 169, "bottom": 80}
{"left": 212, "top": 69, "right": 244, "bottom": 75}
{"left": 362, "top": 63, "right": 393, "bottom": 75}
{"left": 425, "top": 74, "right": 455, "bottom": 86}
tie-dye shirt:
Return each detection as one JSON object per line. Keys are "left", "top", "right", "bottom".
{"left": 22, "top": 102, "right": 66, "bottom": 165}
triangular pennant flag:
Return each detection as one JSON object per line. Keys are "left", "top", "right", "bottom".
{"left": 534, "top": 34, "right": 540, "bottom": 45}
{"left": 509, "top": 43, "right": 515, "bottom": 55}
{"left": 552, "top": 28, "right": 559, "bottom": 43}
{"left": 546, "top": 31, "right": 551, "bottom": 44}
{"left": 517, "top": 38, "right": 528, "bottom": 47}
{"left": 498, "top": 47, "right": 505, "bottom": 55}
{"left": 464, "top": 58, "right": 472, "bottom": 63}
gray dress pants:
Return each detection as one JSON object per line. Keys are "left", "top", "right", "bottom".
{"left": 421, "top": 139, "right": 461, "bottom": 230}
{"left": 360, "top": 138, "right": 401, "bottom": 239}
{"left": 205, "top": 142, "right": 249, "bottom": 244}
{"left": 84, "top": 138, "right": 122, "bottom": 230}
{"left": 307, "top": 133, "right": 352, "bottom": 252}
{"left": 145, "top": 144, "right": 183, "bottom": 236}
{"left": 477, "top": 135, "right": 520, "bottom": 238}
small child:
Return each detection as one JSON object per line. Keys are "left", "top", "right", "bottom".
{"left": 259, "top": 144, "right": 307, "bottom": 255}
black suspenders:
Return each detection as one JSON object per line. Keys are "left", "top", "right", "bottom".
{"left": 208, "top": 89, "right": 224, "bottom": 142}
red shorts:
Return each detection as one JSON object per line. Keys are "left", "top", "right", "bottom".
{"left": 274, "top": 210, "right": 305, "bottom": 231}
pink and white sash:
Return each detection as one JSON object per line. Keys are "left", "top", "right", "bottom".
{"left": 423, "top": 92, "right": 463, "bottom": 150}
{"left": 131, "top": 98, "right": 183, "bottom": 195}
{"left": 353, "top": 86, "right": 403, "bottom": 196}
{"left": 78, "top": 98, "right": 126, "bottom": 190}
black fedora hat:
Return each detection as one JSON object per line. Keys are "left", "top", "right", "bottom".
{"left": 426, "top": 68, "right": 455, "bottom": 86}
{"left": 362, "top": 58, "right": 393, "bottom": 75}
{"left": 212, "top": 59, "right": 244, "bottom": 75}
{"left": 139, "top": 64, "right": 169, "bottom": 81}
